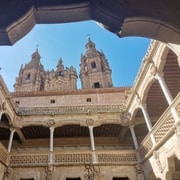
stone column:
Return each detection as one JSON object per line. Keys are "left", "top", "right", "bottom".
{"left": 86, "top": 119, "right": 97, "bottom": 164}
{"left": 88, "top": 126, "right": 97, "bottom": 164}
{"left": 155, "top": 73, "right": 173, "bottom": 105}
{"left": 46, "top": 120, "right": 55, "bottom": 180}
{"left": 155, "top": 72, "right": 180, "bottom": 123}
{"left": 8, "top": 127, "right": 15, "bottom": 153}
{"left": 130, "top": 126, "right": 138, "bottom": 150}
{"left": 49, "top": 126, "right": 54, "bottom": 165}
{"left": 139, "top": 103, "right": 152, "bottom": 131}
{"left": 139, "top": 104, "right": 156, "bottom": 146}
{"left": 130, "top": 126, "right": 146, "bottom": 180}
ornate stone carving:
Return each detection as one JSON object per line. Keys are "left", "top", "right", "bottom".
{"left": 55, "top": 153, "right": 91, "bottom": 164}
{"left": 153, "top": 151, "right": 163, "bottom": 173}
{"left": 46, "top": 165, "right": 54, "bottom": 180}
{"left": 175, "top": 122, "right": 180, "bottom": 140}
{"left": 47, "top": 119, "right": 55, "bottom": 127}
{"left": 135, "top": 164, "right": 145, "bottom": 180}
{"left": 86, "top": 119, "right": 94, "bottom": 126}
{"left": 120, "top": 111, "right": 131, "bottom": 126}
{"left": 150, "top": 64, "right": 157, "bottom": 77}
{"left": 3, "top": 166, "right": 12, "bottom": 180}
{"left": 10, "top": 154, "right": 48, "bottom": 166}
{"left": 18, "top": 105, "right": 124, "bottom": 116}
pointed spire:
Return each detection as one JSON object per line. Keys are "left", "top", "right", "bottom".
{"left": 36, "top": 44, "right": 39, "bottom": 52}
{"left": 32, "top": 46, "right": 41, "bottom": 60}
{"left": 85, "top": 36, "right": 96, "bottom": 53}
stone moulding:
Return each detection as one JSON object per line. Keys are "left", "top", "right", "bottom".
{"left": 17, "top": 104, "right": 125, "bottom": 116}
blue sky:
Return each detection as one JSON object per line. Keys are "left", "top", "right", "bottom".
{"left": 0, "top": 20, "right": 150, "bottom": 92}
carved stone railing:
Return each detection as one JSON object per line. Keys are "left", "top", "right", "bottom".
{"left": 138, "top": 135, "right": 153, "bottom": 159}
{"left": 0, "top": 142, "right": 9, "bottom": 165}
{"left": 54, "top": 152, "right": 92, "bottom": 165}
{"left": 97, "top": 150, "right": 137, "bottom": 164}
{"left": 10, "top": 153, "right": 49, "bottom": 167}
{"left": 17, "top": 104, "right": 125, "bottom": 116}
{"left": 10, "top": 150, "right": 137, "bottom": 167}
{"left": 138, "top": 93, "right": 180, "bottom": 160}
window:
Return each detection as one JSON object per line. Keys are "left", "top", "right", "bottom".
{"left": 50, "top": 99, "right": 55, "bottom": 104}
{"left": 91, "top": 61, "right": 96, "bottom": 69}
{"left": 15, "top": 101, "right": 20, "bottom": 105}
{"left": 86, "top": 98, "right": 91, "bottom": 102}
{"left": 94, "top": 82, "right": 100, "bottom": 88}
{"left": 26, "top": 73, "right": 31, "bottom": 80}
{"left": 57, "top": 71, "right": 64, "bottom": 76}
{"left": 112, "top": 177, "right": 129, "bottom": 180}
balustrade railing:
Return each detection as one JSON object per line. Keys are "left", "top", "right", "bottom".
{"left": 0, "top": 142, "right": 9, "bottom": 165}
{"left": 138, "top": 93, "right": 180, "bottom": 160}
{"left": 10, "top": 150, "right": 137, "bottom": 167}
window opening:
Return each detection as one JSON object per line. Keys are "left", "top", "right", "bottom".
{"left": 91, "top": 61, "right": 96, "bottom": 69}
{"left": 94, "top": 82, "right": 100, "bottom": 88}
{"left": 86, "top": 98, "right": 91, "bottom": 102}
{"left": 15, "top": 101, "right": 20, "bottom": 105}
{"left": 26, "top": 73, "right": 31, "bottom": 80}
{"left": 51, "top": 99, "right": 55, "bottom": 104}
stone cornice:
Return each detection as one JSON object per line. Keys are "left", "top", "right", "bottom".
{"left": 17, "top": 104, "right": 125, "bottom": 116}
{"left": 12, "top": 87, "right": 130, "bottom": 97}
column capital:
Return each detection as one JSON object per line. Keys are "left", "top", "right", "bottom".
{"left": 154, "top": 72, "right": 164, "bottom": 80}
{"left": 121, "top": 112, "right": 131, "bottom": 126}
{"left": 10, "top": 126, "right": 16, "bottom": 132}
{"left": 139, "top": 103, "right": 147, "bottom": 109}
{"left": 86, "top": 119, "right": 94, "bottom": 127}
{"left": 150, "top": 65, "right": 158, "bottom": 76}
{"left": 47, "top": 119, "right": 55, "bottom": 128}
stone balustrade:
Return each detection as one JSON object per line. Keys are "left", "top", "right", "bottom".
{"left": 138, "top": 92, "right": 180, "bottom": 160}
{"left": 10, "top": 150, "right": 137, "bottom": 167}
{"left": 0, "top": 142, "right": 9, "bottom": 165}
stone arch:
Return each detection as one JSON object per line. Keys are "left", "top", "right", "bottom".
{"left": 1, "top": 1, "right": 180, "bottom": 45}
{"left": 1, "top": 112, "right": 12, "bottom": 127}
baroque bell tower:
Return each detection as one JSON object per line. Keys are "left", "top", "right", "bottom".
{"left": 79, "top": 37, "right": 113, "bottom": 89}
{"left": 14, "top": 48, "right": 45, "bottom": 92}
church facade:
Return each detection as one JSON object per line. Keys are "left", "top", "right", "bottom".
{"left": 0, "top": 38, "right": 179, "bottom": 180}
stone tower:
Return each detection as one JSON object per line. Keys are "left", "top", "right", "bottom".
{"left": 79, "top": 37, "right": 113, "bottom": 89}
{"left": 14, "top": 49, "right": 78, "bottom": 92}
{"left": 44, "top": 58, "right": 77, "bottom": 91}
{"left": 14, "top": 48, "right": 45, "bottom": 92}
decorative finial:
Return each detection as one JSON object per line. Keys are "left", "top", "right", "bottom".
{"left": 36, "top": 44, "right": 39, "bottom": 52}
{"left": 87, "top": 34, "right": 91, "bottom": 41}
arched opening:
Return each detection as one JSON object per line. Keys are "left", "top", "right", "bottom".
{"left": 0, "top": 1, "right": 180, "bottom": 45}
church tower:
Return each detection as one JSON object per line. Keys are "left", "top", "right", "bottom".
{"left": 44, "top": 58, "right": 77, "bottom": 91}
{"left": 79, "top": 37, "right": 113, "bottom": 89}
{"left": 14, "top": 48, "right": 45, "bottom": 92}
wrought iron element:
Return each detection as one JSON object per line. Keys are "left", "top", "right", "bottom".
{"left": 84, "top": 163, "right": 100, "bottom": 180}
